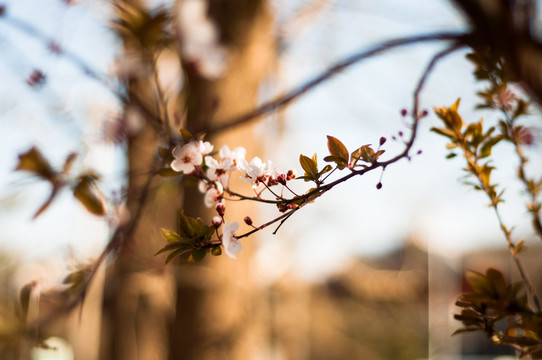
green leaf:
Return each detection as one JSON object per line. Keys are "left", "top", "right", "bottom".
{"left": 157, "top": 168, "right": 179, "bottom": 177}
{"left": 177, "top": 210, "right": 196, "bottom": 239}
{"left": 158, "top": 146, "right": 171, "bottom": 161}
{"left": 486, "top": 268, "right": 506, "bottom": 297}
{"left": 479, "top": 135, "right": 504, "bottom": 158}
{"left": 165, "top": 247, "right": 191, "bottom": 264}
{"left": 160, "top": 228, "right": 182, "bottom": 243}
{"left": 466, "top": 270, "right": 493, "bottom": 296}
{"left": 73, "top": 175, "right": 105, "bottom": 216}
{"left": 323, "top": 155, "right": 347, "bottom": 169}
{"left": 189, "top": 248, "right": 206, "bottom": 262}
{"left": 211, "top": 246, "right": 222, "bottom": 256}
{"left": 299, "top": 154, "right": 318, "bottom": 180}
{"left": 355, "top": 145, "right": 376, "bottom": 163}
{"left": 326, "top": 136, "right": 349, "bottom": 163}
{"left": 318, "top": 164, "right": 333, "bottom": 177}
{"left": 180, "top": 129, "right": 193, "bottom": 143}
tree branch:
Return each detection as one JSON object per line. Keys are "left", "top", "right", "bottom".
{"left": 208, "top": 31, "right": 467, "bottom": 135}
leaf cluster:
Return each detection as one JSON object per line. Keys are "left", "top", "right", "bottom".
{"left": 15, "top": 147, "right": 105, "bottom": 218}
{"left": 432, "top": 99, "right": 505, "bottom": 205}
{"left": 298, "top": 136, "right": 385, "bottom": 185}
{"left": 155, "top": 210, "right": 218, "bottom": 263}
{"left": 454, "top": 268, "right": 542, "bottom": 358}
{"left": 111, "top": 2, "right": 172, "bottom": 51}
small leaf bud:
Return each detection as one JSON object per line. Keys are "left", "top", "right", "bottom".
{"left": 49, "top": 42, "right": 63, "bottom": 55}
{"left": 376, "top": 182, "right": 382, "bottom": 190}
{"left": 379, "top": 137, "right": 386, "bottom": 146}
{"left": 286, "top": 169, "right": 297, "bottom": 181}
{"left": 211, "top": 246, "right": 222, "bottom": 256}
{"left": 400, "top": 108, "right": 408, "bottom": 117}
{"left": 26, "top": 69, "right": 46, "bottom": 87}
{"left": 212, "top": 216, "right": 222, "bottom": 227}
{"left": 268, "top": 177, "right": 278, "bottom": 186}
{"left": 216, "top": 203, "right": 225, "bottom": 216}
{"left": 244, "top": 216, "right": 253, "bottom": 226}
{"left": 277, "top": 203, "right": 288, "bottom": 213}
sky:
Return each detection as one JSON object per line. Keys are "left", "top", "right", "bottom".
{"left": 0, "top": 0, "right": 541, "bottom": 283}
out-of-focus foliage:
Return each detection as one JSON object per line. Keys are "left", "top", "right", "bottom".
{"left": 433, "top": 47, "right": 542, "bottom": 357}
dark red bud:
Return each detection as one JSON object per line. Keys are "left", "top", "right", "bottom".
{"left": 268, "top": 177, "right": 278, "bottom": 186}
{"left": 376, "top": 182, "right": 382, "bottom": 190}
{"left": 379, "top": 137, "right": 386, "bottom": 146}
{"left": 26, "top": 70, "right": 46, "bottom": 87}
{"left": 286, "top": 170, "right": 297, "bottom": 181}
{"left": 421, "top": 109, "right": 429, "bottom": 117}
{"left": 277, "top": 173, "right": 287, "bottom": 186}
{"left": 244, "top": 216, "right": 253, "bottom": 226}
{"left": 277, "top": 203, "right": 288, "bottom": 213}
{"left": 400, "top": 108, "right": 408, "bottom": 117}
{"left": 0, "top": 5, "right": 5, "bottom": 16}
{"left": 216, "top": 203, "right": 225, "bottom": 216}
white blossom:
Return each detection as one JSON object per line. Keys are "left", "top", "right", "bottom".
{"left": 170, "top": 140, "right": 213, "bottom": 174}
{"left": 222, "top": 221, "right": 241, "bottom": 259}
{"left": 205, "top": 155, "right": 235, "bottom": 182}
{"left": 237, "top": 157, "right": 274, "bottom": 186}
{"left": 219, "top": 145, "right": 246, "bottom": 164}
{"left": 203, "top": 182, "right": 224, "bottom": 208}
{"left": 171, "top": 141, "right": 202, "bottom": 174}
{"left": 178, "top": 0, "right": 230, "bottom": 79}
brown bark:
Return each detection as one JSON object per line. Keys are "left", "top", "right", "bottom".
{"left": 101, "top": 0, "right": 275, "bottom": 359}
{"left": 169, "top": 1, "right": 275, "bottom": 359}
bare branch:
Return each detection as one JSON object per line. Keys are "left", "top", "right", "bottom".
{"left": 208, "top": 31, "right": 467, "bottom": 135}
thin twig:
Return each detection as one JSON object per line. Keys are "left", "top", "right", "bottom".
{"left": 1, "top": 15, "right": 122, "bottom": 99}
{"left": 26, "top": 160, "right": 159, "bottom": 335}
{"left": 236, "top": 45, "right": 464, "bottom": 239}
{"left": 208, "top": 31, "right": 467, "bottom": 135}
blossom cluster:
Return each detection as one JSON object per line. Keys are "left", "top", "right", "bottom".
{"left": 170, "top": 139, "right": 296, "bottom": 259}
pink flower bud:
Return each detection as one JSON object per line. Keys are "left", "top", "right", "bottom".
{"left": 212, "top": 216, "right": 222, "bottom": 227}
{"left": 216, "top": 203, "right": 225, "bottom": 216}
{"left": 518, "top": 127, "right": 535, "bottom": 146}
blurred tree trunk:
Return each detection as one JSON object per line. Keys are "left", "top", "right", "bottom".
{"left": 101, "top": 0, "right": 275, "bottom": 359}
{"left": 170, "top": 1, "right": 275, "bottom": 359}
